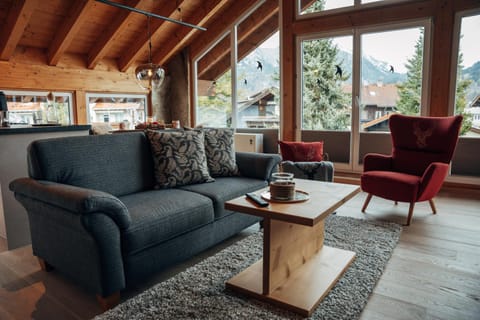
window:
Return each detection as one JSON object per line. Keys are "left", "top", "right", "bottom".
{"left": 86, "top": 93, "right": 147, "bottom": 130}
{"left": 454, "top": 13, "right": 480, "bottom": 136}
{"left": 1, "top": 90, "right": 73, "bottom": 125}
{"left": 297, "top": 21, "right": 430, "bottom": 169}
{"left": 195, "top": 32, "right": 233, "bottom": 128}
{"left": 360, "top": 26, "right": 426, "bottom": 132}
{"left": 450, "top": 11, "right": 480, "bottom": 180}
{"left": 299, "top": 0, "right": 354, "bottom": 15}
{"left": 236, "top": 32, "right": 280, "bottom": 129}
{"left": 301, "top": 35, "right": 353, "bottom": 131}
{"left": 298, "top": 0, "right": 412, "bottom": 16}
{"left": 194, "top": 0, "right": 280, "bottom": 129}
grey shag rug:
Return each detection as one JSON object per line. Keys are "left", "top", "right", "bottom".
{"left": 95, "top": 216, "right": 402, "bottom": 320}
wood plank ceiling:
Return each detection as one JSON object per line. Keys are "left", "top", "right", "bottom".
{"left": 0, "top": 0, "right": 279, "bottom": 81}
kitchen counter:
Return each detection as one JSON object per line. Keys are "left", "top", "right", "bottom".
{"left": 0, "top": 124, "right": 91, "bottom": 249}
{"left": 0, "top": 124, "right": 91, "bottom": 135}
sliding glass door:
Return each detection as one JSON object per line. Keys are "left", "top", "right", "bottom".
{"left": 299, "top": 33, "right": 353, "bottom": 167}
{"left": 298, "top": 21, "right": 431, "bottom": 171}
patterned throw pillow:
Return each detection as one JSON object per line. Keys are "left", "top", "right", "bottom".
{"left": 203, "top": 128, "right": 239, "bottom": 177}
{"left": 146, "top": 130, "right": 214, "bottom": 188}
{"left": 278, "top": 141, "right": 324, "bottom": 162}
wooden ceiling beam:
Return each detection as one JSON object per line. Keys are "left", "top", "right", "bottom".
{"left": 189, "top": 0, "right": 259, "bottom": 60}
{"left": 47, "top": 0, "right": 96, "bottom": 66}
{"left": 0, "top": 0, "right": 38, "bottom": 61}
{"left": 151, "top": 0, "right": 230, "bottom": 67}
{"left": 87, "top": 0, "right": 144, "bottom": 69}
{"left": 197, "top": 0, "right": 279, "bottom": 79}
{"left": 118, "top": 0, "right": 186, "bottom": 72}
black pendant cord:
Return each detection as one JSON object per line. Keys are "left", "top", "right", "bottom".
{"left": 95, "top": 0, "right": 206, "bottom": 31}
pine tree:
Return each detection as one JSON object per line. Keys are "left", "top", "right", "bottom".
{"left": 395, "top": 34, "right": 424, "bottom": 115}
{"left": 396, "top": 33, "right": 472, "bottom": 134}
{"left": 302, "top": 32, "right": 351, "bottom": 130}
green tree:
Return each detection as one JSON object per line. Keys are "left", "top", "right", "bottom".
{"left": 302, "top": 38, "right": 351, "bottom": 130}
{"left": 197, "top": 71, "right": 232, "bottom": 127}
{"left": 395, "top": 34, "right": 424, "bottom": 115}
{"left": 301, "top": 0, "right": 351, "bottom": 130}
{"left": 396, "top": 33, "right": 472, "bottom": 134}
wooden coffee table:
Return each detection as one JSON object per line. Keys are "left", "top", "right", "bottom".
{"left": 225, "top": 179, "right": 361, "bottom": 316}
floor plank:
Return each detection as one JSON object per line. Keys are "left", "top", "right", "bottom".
{"left": 0, "top": 188, "right": 479, "bottom": 320}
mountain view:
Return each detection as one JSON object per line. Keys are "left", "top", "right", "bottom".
{"left": 237, "top": 47, "right": 480, "bottom": 104}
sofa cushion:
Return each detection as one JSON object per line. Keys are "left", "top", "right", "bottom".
{"left": 203, "top": 128, "right": 239, "bottom": 177}
{"left": 119, "top": 189, "right": 214, "bottom": 255}
{"left": 179, "top": 177, "right": 267, "bottom": 219}
{"left": 146, "top": 130, "right": 214, "bottom": 188}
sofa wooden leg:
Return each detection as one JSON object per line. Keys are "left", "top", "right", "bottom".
{"left": 406, "top": 202, "right": 415, "bottom": 226}
{"left": 429, "top": 199, "right": 437, "bottom": 214}
{"left": 37, "top": 257, "right": 54, "bottom": 272}
{"left": 361, "top": 194, "right": 373, "bottom": 213}
{"left": 97, "top": 292, "right": 120, "bottom": 311}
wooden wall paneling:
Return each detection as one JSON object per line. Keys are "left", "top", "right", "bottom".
{"left": 74, "top": 90, "right": 87, "bottom": 124}
{"left": 0, "top": 0, "right": 38, "bottom": 61}
{"left": 47, "top": 0, "right": 96, "bottom": 66}
{"left": 280, "top": 0, "right": 296, "bottom": 141}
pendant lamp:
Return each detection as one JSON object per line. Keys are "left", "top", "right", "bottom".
{"left": 135, "top": 16, "right": 165, "bottom": 90}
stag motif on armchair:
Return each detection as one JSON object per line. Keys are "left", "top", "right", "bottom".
{"left": 360, "top": 114, "right": 463, "bottom": 226}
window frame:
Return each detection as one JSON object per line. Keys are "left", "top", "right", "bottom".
{"left": 85, "top": 92, "right": 147, "bottom": 129}
{"left": 446, "top": 8, "right": 480, "bottom": 185}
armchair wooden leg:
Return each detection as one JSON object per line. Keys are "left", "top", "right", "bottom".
{"left": 406, "top": 202, "right": 415, "bottom": 226}
{"left": 394, "top": 201, "right": 398, "bottom": 205}
{"left": 361, "top": 194, "right": 373, "bottom": 213}
{"left": 429, "top": 199, "right": 437, "bottom": 214}
{"left": 96, "top": 292, "right": 120, "bottom": 311}
{"left": 37, "top": 257, "right": 54, "bottom": 272}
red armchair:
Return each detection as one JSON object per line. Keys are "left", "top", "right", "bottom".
{"left": 361, "top": 114, "right": 463, "bottom": 226}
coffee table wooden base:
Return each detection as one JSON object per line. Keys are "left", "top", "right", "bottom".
{"left": 226, "top": 245, "right": 355, "bottom": 317}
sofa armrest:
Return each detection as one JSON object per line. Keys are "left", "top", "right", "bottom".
{"left": 363, "top": 153, "right": 393, "bottom": 172}
{"left": 9, "top": 178, "right": 131, "bottom": 229}
{"left": 236, "top": 152, "right": 282, "bottom": 181}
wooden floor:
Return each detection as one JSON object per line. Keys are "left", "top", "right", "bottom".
{"left": 0, "top": 188, "right": 479, "bottom": 320}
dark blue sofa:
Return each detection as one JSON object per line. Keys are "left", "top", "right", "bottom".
{"left": 9, "top": 132, "right": 281, "bottom": 309}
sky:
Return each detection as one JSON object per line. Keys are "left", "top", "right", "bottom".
{"left": 260, "top": 9, "right": 479, "bottom": 70}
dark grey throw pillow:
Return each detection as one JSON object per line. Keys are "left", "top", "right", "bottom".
{"left": 146, "top": 130, "right": 214, "bottom": 188}
{"left": 203, "top": 128, "right": 239, "bottom": 177}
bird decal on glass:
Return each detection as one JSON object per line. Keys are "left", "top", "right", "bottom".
{"left": 256, "top": 61, "right": 263, "bottom": 72}
{"left": 335, "top": 65, "right": 343, "bottom": 78}
{"left": 389, "top": 65, "right": 395, "bottom": 73}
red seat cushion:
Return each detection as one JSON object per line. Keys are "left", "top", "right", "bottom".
{"left": 279, "top": 141, "right": 324, "bottom": 162}
{"left": 361, "top": 171, "right": 421, "bottom": 202}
